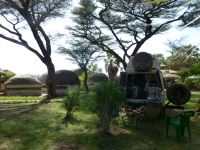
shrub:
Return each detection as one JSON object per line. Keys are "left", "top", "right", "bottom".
{"left": 63, "top": 87, "right": 80, "bottom": 120}
{"left": 92, "top": 80, "right": 125, "bottom": 134}
{"left": 177, "top": 68, "right": 191, "bottom": 82}
{"left": 184, "top": 77, "right": 200, "bottom": 90}
{"left": 1, "top": 70, "right": 15, "bottom": 82}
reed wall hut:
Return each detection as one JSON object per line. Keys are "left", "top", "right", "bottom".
{"left": 38, "top": 70, "right": 80, "bottom": 96}
{"left": 88, "top": 73, "right": 108, "bottom": 87}
{"left": 5, "top": 75, "right": 42, "bottom": 96}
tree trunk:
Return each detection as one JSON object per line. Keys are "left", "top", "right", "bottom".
{"left": 45, "top": 58, "right": 57, "bottom": 100}
{"left": 65, "top": 111, "right": 72, "bottom": 120}
{"left": 99, "top": 101, "right": 111, "bottom": 134}
{"left": 83, "top": 68, "right": 89, "bottom": 92}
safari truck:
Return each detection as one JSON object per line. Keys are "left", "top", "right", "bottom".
{"left": 119, "top": 52, "right": 165, "bottom": 120}
{"left": 119, "top": 52, "right": 192, "bottom": 120}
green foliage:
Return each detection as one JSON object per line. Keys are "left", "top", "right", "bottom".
{"left": 190, "top": 62, "right": 200, "bottom": 75}
{"left": 78, "top": 64, "right": 102, "bottom": 91}
{"left": 78, "top": 73, "right": 86, "bottom": 91}
{"left": 177, "top": 68, "right": 191, "bottom": 82}
{"left": 184, "top": 77, "right": 200, "bottom": 90}
{"left": 92, "top": 81, "right": 125, "bottom": 133}
{"left": 88, "top": 64, "right": 102, "bottom": 73}
{"left": 1, "top": 70, "right": 15, "bottom": 82}
{"left": 63, "top": 87, "right": 80, "bottom": 119}
{"left": 177, "top": 62, "right": 200, "bottom": 90}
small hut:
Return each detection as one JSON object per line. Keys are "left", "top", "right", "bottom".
{"left": 88, "top": 73, "right": 108, "bottom": 87}
{"left": 55, "top": 70, "right": 80, "bottom": 96}
{"left": 6, "top": 75, "right": 42, "bottom": 96}
{"left": 38, "top": 70, "right": 80, "bottom": 96}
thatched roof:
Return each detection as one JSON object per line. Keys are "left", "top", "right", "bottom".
{"left": 38, "top": 70, "right": 80, "bottom": 85}
{"left": 88, "top": 73, "right": 108, "bottom": 83}
{"left": 6, "top": 75, "right": 42, "bottom": 85}
{"left": 56, "top": 70, "right": 80, "bottom": 85}
{"left": 38, "top": 73, "right": 47, "bottom": 84}
{"left": 23, "top": 74, "right": 40, "bottom": 79}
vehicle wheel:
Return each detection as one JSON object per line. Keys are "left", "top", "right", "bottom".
{"left": 166, "top": 83, "right": 191, "bottom": 105}
{"left": 132, "top": 52, "right": 153, "bottom": 71}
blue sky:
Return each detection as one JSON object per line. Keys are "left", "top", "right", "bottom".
{"left": 0, "top": 0, "right": 200, "bottom": 75}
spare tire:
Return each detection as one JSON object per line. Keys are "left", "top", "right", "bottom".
{"left": 166, "top": 83, "right": 191, "bottom": 105}
{"left": 132, "top": 52, "right": 153, "bottom": 71}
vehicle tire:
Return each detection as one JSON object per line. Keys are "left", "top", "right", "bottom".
{"left": 132, "top": 52, "right": 153, "bottom": 71}
{"left": 166, "top": 83, "right": 191, "bottom": 105}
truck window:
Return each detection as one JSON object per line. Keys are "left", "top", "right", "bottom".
{"left": 126, "top": 74, "right": 146, "bottom": 99}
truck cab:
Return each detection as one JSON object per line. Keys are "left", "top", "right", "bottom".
{"left": 120, "top": 52, "right": 165, "bottom": 119}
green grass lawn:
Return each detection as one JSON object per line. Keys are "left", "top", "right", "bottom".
{"left": 0, "top": 93, "right": 199, "bottom": 150}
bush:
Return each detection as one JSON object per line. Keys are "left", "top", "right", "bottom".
{"left": 177, "top": 68, "right": 191, "bottom": 82}
{"left": 184, "top": 77, "right": 200, "bottom": 90}
{"left": 63, "top": 87, "right": 80, "bottom": 120}
{"left": 92, "top": 81, "right": 125, "bottom": 134}
{"left": 1, "top": 70, "right": 15, "bottom": 82}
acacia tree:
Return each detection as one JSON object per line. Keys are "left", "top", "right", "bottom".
{"left": 0, "top": 0, "right": 69, "bottom": 99}
{"left": 71, "top": 0, "right": 194, "bottom": 69}
{"left": 166, "top": 43, "right": 200, "bottom": 70}
{"left": 58, "top": 39, "right": 104, "bottom": 92}
{"left": 180, "top": 0, "right": 200, "bottom": 27}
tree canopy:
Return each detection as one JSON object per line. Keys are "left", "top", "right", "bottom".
{"left": 70, "top": 0, "right": 194, "bottom": 69}
{"left": 180, "top": 0, "right": 200, "bottom": 27}
{"left": 58, "top": 39, "right": 104, "bottom": 92}
{"left": 166, "top": 43, "right": 200, "bottom": 70}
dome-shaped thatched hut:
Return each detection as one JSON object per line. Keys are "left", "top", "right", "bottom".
{"left": 38, "top": 73, "right": 47, "bottom": 84}
{"left": 38, "top": 70, "right": 80, "bottom": 96}
{"left": 5, "top": 75, "right": 42, "bottom": 96}
{"left": 88, "top": 73, "right": 108, "bottom": 87}
{"left": 55, "top": 70, "right": 80, "bottom": 85}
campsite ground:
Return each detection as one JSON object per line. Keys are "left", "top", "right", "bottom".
{"left": 0, "top": 92, "right": 199, "bottom": 150}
